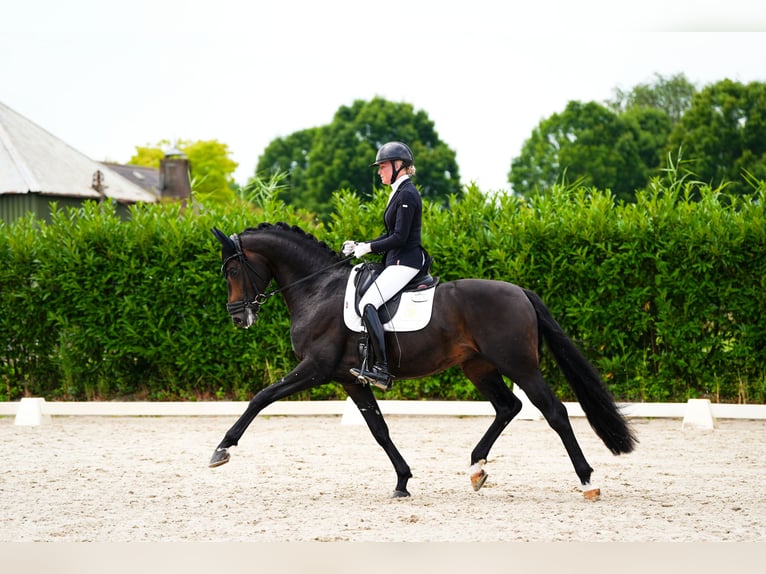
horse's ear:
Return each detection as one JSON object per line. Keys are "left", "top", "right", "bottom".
{"left": 212, "top": 228, "right": 236, "bottom": 259}
{"left": 212, "top": 227, "right": 229, "bottom": 245}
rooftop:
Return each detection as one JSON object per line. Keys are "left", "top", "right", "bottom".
{"left": 0, "top": 101, "right": 156, "bottom": 204}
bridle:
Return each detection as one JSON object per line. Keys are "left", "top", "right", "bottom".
{"left": 221, "top": 233, "right": 353, "bottom": 322}
{"left": 220, "top": 234, "right": 270, "bottom": 321}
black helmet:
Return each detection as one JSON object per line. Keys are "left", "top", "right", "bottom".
{"left": 370, "top": 141, "right": 414, "bottom": 167}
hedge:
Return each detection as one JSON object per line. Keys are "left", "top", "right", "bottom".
{"left": 1, "top": 177, "right": 765, "bottom": 403}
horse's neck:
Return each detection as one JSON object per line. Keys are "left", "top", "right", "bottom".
{"left": 270, "top": 261, "right": 315, "bottom": 291}
{"left": 254, "top": 234, "right": 339, "bottom": 299}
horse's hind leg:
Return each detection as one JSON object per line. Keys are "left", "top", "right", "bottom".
{"left": 461, "top": 358, "right": 523, "bottom": 491}
{"left": 514, "top": 369, "right": 597, "bottom": 493}
{"left": 344, "top": 382, "right": 413, "bottom": 498}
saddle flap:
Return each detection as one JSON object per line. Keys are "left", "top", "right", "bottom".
{"left": 343, "top": 264, "right": 437, "bottom": 333}
{"left": 353, "top": 263, "right": 439, "bottom": 321}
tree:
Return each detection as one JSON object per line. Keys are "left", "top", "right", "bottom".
{"left": 608, "top": 73, "right": 697, "bottom": 125}
{"left": 665, "top": 79, "right": 766, "bottom": 196}
{"left": 510, "top": 74, "right": 700, "bottom": 201}
{"left": 256, "top": 128, "right": 319, "bottom": 209}
{"left": 129, "top": 139, "right": 238, "bottom": 202}
{"left": 509, "top": 74, "right": 698, "bottom": 200}
{"left": 129, "top": 144, "right": 166, "bottom": 168}
{"left": 509, "top": 101, "right": 648, "bottom": 202}
{"left": 256, "top": 97, "right": 461, "bottom": 216}
{"left": 622, "top": 106, "right": 674, "bottom": 177}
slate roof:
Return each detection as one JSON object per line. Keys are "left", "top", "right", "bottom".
{"left": 0, "top": 101, "right": 156, "bottom": 203}
{"left": 101, "top": 162, "right": 160, "bottom": 195}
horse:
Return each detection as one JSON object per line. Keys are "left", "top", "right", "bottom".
{"left": 209, "top": 222, "right": 637, "bottom": 499}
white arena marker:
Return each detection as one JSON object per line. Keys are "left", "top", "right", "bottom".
{"left": 341, "top": 396, "right": 365, "bottom": 425}
{"left": 682, "top": 398, "right": 716, "bottom": 430}
{"left": 14, "top": 397, "right": 52, "bottom": 426}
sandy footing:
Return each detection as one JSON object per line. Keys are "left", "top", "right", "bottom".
{"left": 2, "top": 414, "right": 765, "bottom": 542}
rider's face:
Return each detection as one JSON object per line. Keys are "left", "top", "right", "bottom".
{"left": 377, "top": 161, "right": 396, "bottom": 185}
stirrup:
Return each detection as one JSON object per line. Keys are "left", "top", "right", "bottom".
{"left": 350, "top": 366, "right": 392, "bottom": 391}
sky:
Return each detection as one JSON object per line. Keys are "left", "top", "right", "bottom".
{"left": 2, "top": 1, "right": 765, "bottom": 193}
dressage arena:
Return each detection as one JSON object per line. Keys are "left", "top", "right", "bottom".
{"left": 2, "top": 400, "right": 765, "bottom": 546}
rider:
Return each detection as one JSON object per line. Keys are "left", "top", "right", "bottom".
{"left": 342, "top": 141, "right": 427, "bottom": 391}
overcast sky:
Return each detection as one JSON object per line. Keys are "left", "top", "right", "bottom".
{"left": 2, "top": 1, "right": 765, "bottom": 193}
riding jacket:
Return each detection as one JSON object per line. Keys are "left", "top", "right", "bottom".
{"left": 368, "top": 176, "right": 425, "bottom": 269}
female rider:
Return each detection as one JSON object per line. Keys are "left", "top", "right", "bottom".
{"left": 342, "top": 141, "right": 426, "bottom": 391}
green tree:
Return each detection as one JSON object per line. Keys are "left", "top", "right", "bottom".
{"left": 511, "top": 74, "right": 696, "bottom": 200}
{"left": 622, "top": 106, "right": 673, "bottom": 177}
{"left": 608, "top": 73, "right": 695, "bottom": 174}
{"left": 129, "top": 143, "right": 166, "bottom": 168}
{"left": 608, "top": 73, "right": 697, "bottom": 125}
{"left": 256, "top": 128, "right": 319, "bottom": 208}
{"left": 509, "top": 101, "right": 648, "bottom": 202}
{"left": 256, "top": 97, "right": 461, "bottom": 215}
{"left": 129, "top": 139, "right": 238, "bottom": 202}
{"left": 665, "top": 79, "right": 766, "bottom": 196}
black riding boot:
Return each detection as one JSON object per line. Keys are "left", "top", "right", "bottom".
{"left": 351, "top": 304, "right": 393, "bottom": 391}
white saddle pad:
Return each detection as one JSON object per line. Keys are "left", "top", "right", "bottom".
{"left": 343, "top": 264, "right": 436, "bottom": 333}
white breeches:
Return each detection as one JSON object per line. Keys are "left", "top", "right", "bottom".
{"left": 358, "top": 264, "right": 420, "bottom": 310}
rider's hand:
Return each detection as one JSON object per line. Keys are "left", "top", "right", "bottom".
{"left": 342, "top": 240, "right": 356, "bottom": 256}
{"left": 353, "top": 242, "right": 372, "bottom": 258}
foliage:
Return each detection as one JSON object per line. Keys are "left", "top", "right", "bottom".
{"left": 0, "top": 198, "right": 312, "bottom": 401}
{"left": 0, "top": 215, "right": 57, "bottom": 400}
{"left": 238, "top": 171, "right": 289, "bottom": 206}
{"left": 511, "top": 76, "right": 766, "bottom": 203}
{"left": 510, "top": 73, "right": 697, "bottom": 201}
{"left": 665, "top": 79, "right": 766, "bottom": 197}
{"left": 608, "top": 72, "right": 697, "bottom": 125}
{"left": 509, "top": 101, "right": 650, "bottom": 202}
{"left": 327, "top": 177, "right": 766, "bottom": 404}
{"left": 2, "top": 175, "right": 765, "bottom": 404}
{"left": 256, "top": 96, "right": 461, "bottom": 216}
{"left": 129, "top": 144, "right": 166, "bottom": 168}
{"left": 620, "top": 106, "right": 673, "bottom": 176}
{"left": 254, "top": 128, "right": 318, "bottom": 209}
{"left": 129, "top": 138, "right": 238, "bottom": 202}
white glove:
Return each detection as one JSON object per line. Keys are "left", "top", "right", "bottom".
{"left": 353, "top": 242, "right": 372, "bottom": 258}
{"left": 341, "top": 240, "right": 356, "bottom": 256}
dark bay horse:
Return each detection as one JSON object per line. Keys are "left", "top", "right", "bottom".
{"left": 210, "top": 222, "right": 636, "bottom": 499}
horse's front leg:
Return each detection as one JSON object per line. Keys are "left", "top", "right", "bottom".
{"left": 343, "top": 382, "right": 413, "bottom": 498}
{"left": 209, "top": 358, "right": 326, "bottom": 468}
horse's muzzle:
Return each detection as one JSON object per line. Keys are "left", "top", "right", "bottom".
{"left": 227, "top": 301, "right": 257, "bottom": 329}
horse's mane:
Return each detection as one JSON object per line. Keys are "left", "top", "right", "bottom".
{"left": 240, "top": 222, "right": 348, "bottom": 265}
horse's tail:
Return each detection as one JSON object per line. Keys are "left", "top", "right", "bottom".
{"left": 523, "top": 288, "right": 637, "bottom": 455}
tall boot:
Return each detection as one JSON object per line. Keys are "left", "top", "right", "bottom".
{"left": 350, "top": 304, "right": 393, "bottom": 391}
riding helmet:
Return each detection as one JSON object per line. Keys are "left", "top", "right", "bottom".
{"left": 370, "top": 141, "right": 414, "bottom": 167}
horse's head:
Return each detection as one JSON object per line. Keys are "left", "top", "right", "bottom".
{"left": 212, "top": 228, "right": 272, "bottom": 328}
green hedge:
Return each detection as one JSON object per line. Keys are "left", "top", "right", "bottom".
{"left": 2, "top": 177, "right": 765, "bottom": 403}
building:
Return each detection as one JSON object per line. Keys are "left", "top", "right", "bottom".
{"left": 100, "top": 162, "right": 161, "bottom": 196}
{"left": 0, "top": 100, "right": 159, "bottom": 224}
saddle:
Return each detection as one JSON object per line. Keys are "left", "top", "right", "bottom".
{"left": 353, "top": 258, "right": 439, "bottom": 323}
{"left": 353, "top": 256, "right": 439, "bottom": 325}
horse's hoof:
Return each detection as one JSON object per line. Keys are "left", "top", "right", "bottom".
{"left": 469, "top": 459, "right": 488, "bottom": 491}
{"left": 392, "top": 489, "right": 411, "bottom": 498}
{"left": 208, "top": 447, "right": 230, "bottom": 468}
{"left": 471, "top": 470, "right": 488, "bottom": 491}
{"left": 583, "top": 487, "right": 601, "bottom": 501}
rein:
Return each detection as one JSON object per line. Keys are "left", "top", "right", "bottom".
{"left": 222, "top": 233, "right": 353, "bottom": 319}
